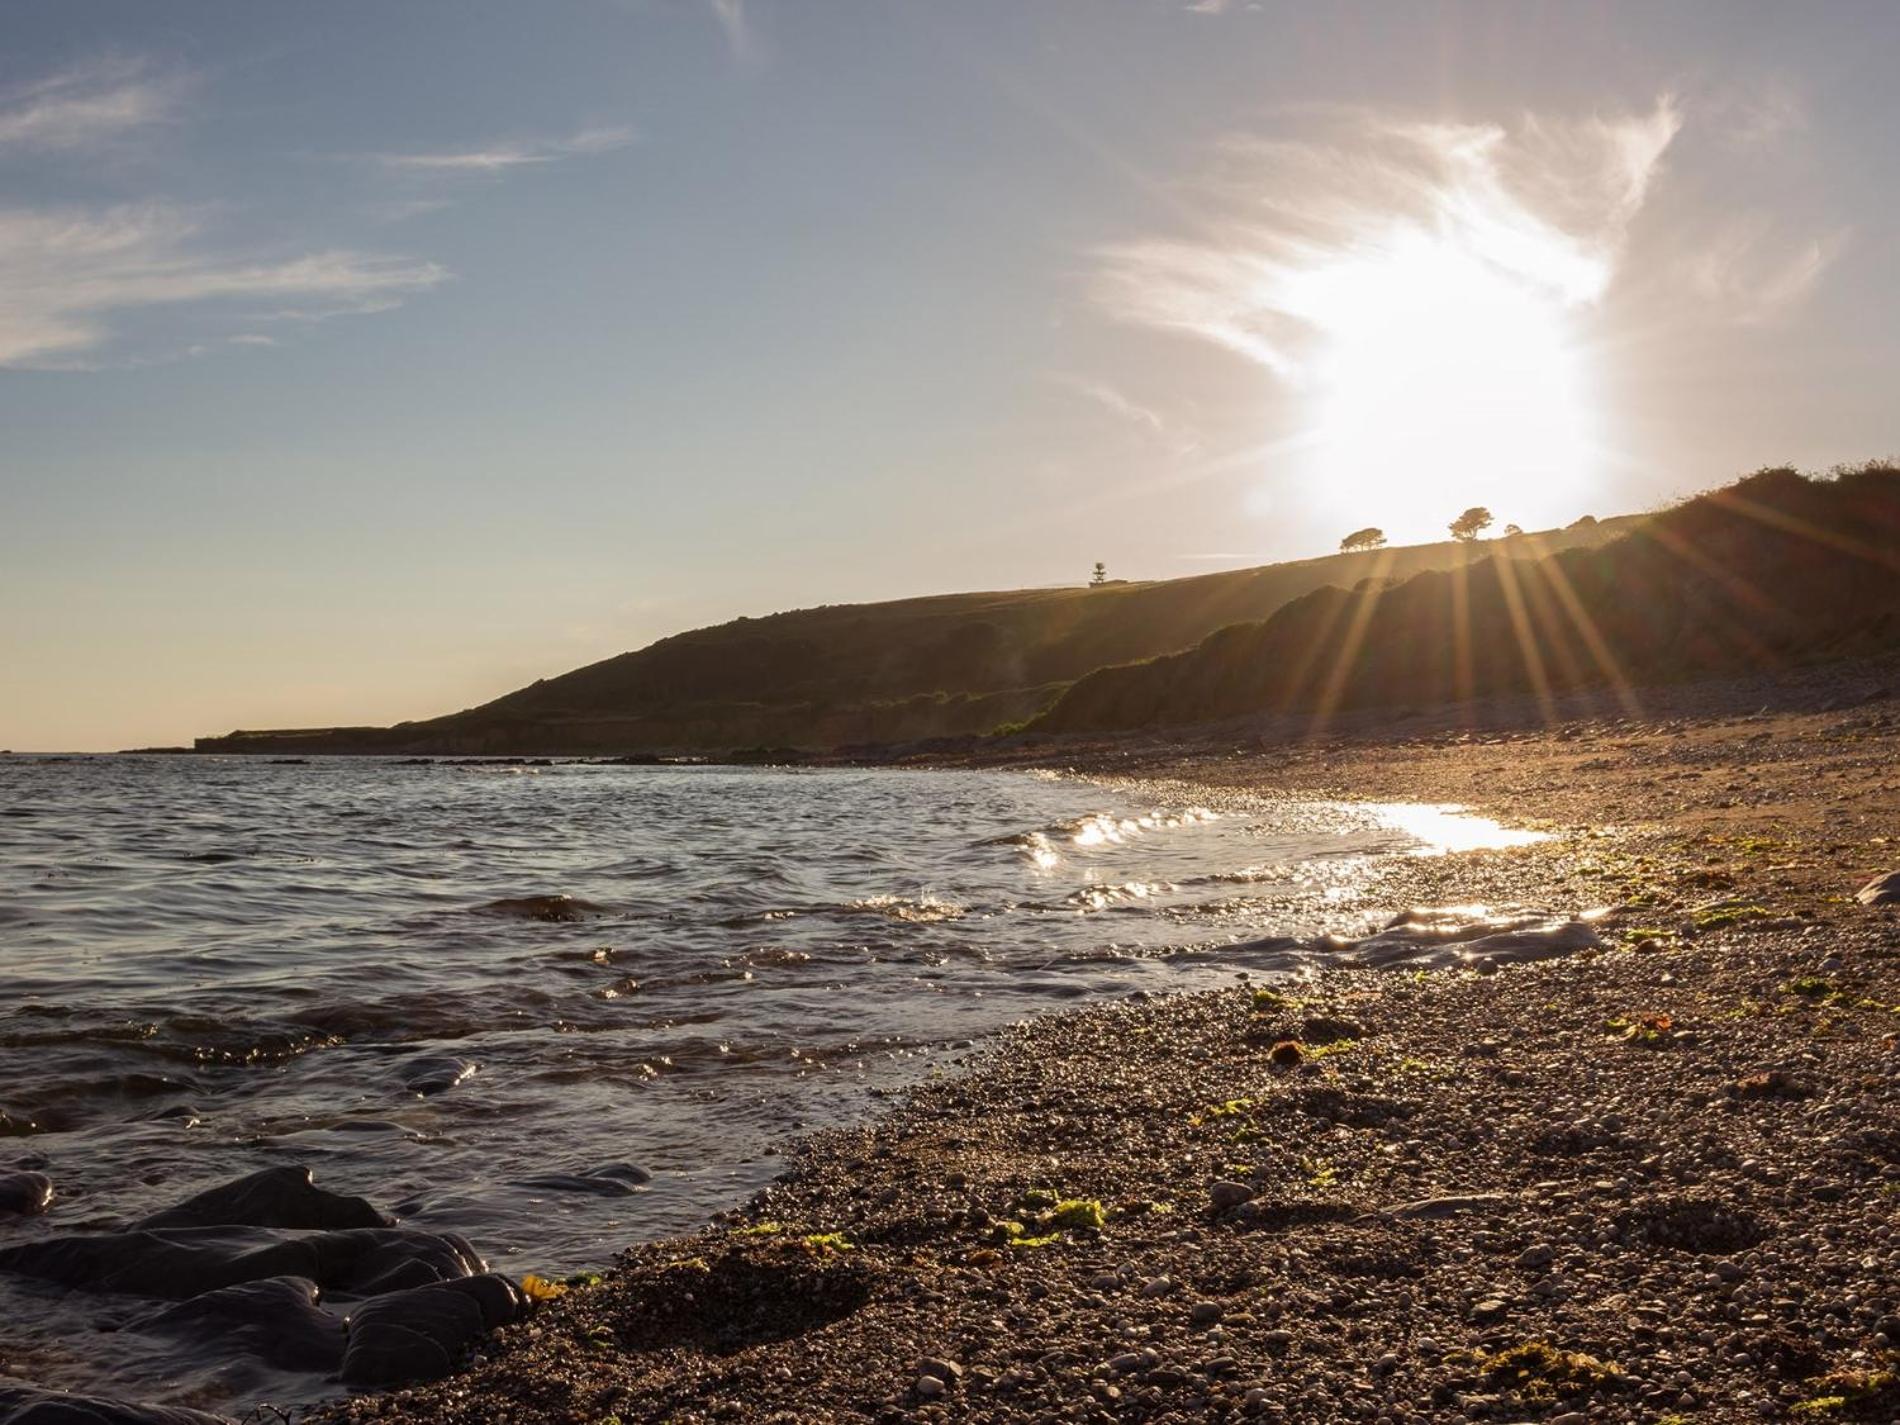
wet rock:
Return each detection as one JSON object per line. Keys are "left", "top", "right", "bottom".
{"left": 1342, "top": 909, "right": 1602, "bottom": 969}
{"left": 0, "top": 1379, "right": 230, "bottom": 1424}
{"left": 478, "top": 895, "right": 604, "bottom": 922}
{"left": 398, "top": 1055, "right": 478, "bottom": 1097}
{"left": 136, "top": 1166, "right": 392, "bottom": 1231}
{"left": 339, "top": 1273, "right": 528, "bottom": 1388}
{"left": 516, "top": 1162, "right": 652, "bottom": 1197}
{"left": 0, "top": 1171, "right": 52, "bottom": 1216}
{"left": 1855, "top": 870, "right": 1900, "bottom": 906}
{"left": 0, "top": 1226, "right": 482, "bottom": 1299}
{"left": 143, "top": 1276, "right": 344, "bottom": 1372}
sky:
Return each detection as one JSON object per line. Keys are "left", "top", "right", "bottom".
{"left": 1, "top": 1, "right": 1894, "bottom": 750}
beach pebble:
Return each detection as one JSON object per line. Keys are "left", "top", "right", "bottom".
{"left": 916, "top": 1358, "right": 962, "bottom": 1385}
{"left": 1140, "top": 1274, "right": 1176, "bottom": 1297}
{"left": 1190, "top": 1300, "right": 1223, "bottom": 1325}
{"left": 912, "top": 1375, "right": 945, "bottom": 1400}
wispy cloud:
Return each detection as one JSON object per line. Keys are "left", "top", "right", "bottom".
{"left": 372, "top": 125, "right": 635, "bottom": 174}
{"left": 1049, "top": 373, "right": 1166, "bottom": 433}
{"left": 0, "top": 56, "right": 189, "bottom": 153}
{"left": 0, "top": 204, "right": 447, "bottom": 368}
{"left": 707, "top": 0, "right": 757, "bottom": 63}
{"left": 1683, "top": 217, "right": 1848, "bottom": 324}
{"left": 1094, "top": 101, "right": 1681, "bottom": 376}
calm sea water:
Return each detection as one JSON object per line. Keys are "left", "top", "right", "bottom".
{"left": 0, "top": 757, "right": 1530, "bottom": 1412}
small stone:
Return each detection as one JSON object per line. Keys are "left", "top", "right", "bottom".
{"left": 1854, "top": 870, "right": 1900, "bottom": 905}
{"left": 1141, "top": 1275, "right": 1176, "bottom": 1297}
{"left": 917, "top": 1358, "right": 963, "bottom": 1384}
{"left": 1190, "top": 1301, "right": 1223, "bottom": 1325}
{"left": 1109, "top": 1352, "right": 1144, "bottom": 1375}
{"left": 913, "top": 1375, "right": 945, "bottom": 1400}
{"left": 1514, "top": 1244, "right": 1555, "bottom": 1270}
{"left": 1210, "top": 1181, "right": 1255, "bottom": 1211}
{"left": 1471, "top": 1298, "right": 1507, "bottom": 1322}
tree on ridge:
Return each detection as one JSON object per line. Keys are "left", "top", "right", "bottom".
{"left": 1339, "top": 527, "right": 1387, "bottom": 553}
{"left": 1449, "top": 506, "right": 1494, "bottom": 541}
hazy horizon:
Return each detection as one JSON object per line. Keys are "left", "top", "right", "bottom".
{"left": 5, "top": 1, "right": 1896, "bottom": 751}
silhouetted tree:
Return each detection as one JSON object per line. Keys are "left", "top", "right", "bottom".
{"left": 1339, "top": 526, "right": 1387, "bottom": 553}
{"left": 1567, "top": 513, "right": 1598, "bottom": 529}
{"left": 1090, "top": 561, "right": 1108, "bottom": 586}
{"left": 1449, "top": 506, "right": 1494, "bottom": 541}
{"left": 1503, "top": 523, "right": 1524, "bottom": 538}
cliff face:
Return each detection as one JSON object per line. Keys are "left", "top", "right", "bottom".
{"left": 1033, "top": 466, "right": 1900, "bottom": 735}
{"left": 197, "top": 519, "right": 1636, "bottom": 756}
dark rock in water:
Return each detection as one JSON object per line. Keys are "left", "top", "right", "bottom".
{"left": 0, "top": 1379, "right": 230, "bottom": 1424}
{"left": 136, "top": 1166, "right": 392, "bottom": 1231}
{"left": 0, "top": 1171, "right": 52, "bottom": 1215}
{"left": 517, "top": 1161, "right": 651, "bottom": 1197}
{"left": 143, "top": 1275, "right": 344, "bottom": 1373}
{"left": 1856, "top": 869, "right": 1900, "bottom": 905}
{"left": 340, "top": 1273, "right": 528, "bottom": 1387}
{"left": 478, "top": 894, "right": 604, "bottom": 922}
{"left": 0, "top": 1226, "right": 482, "bottom": 1300}
{"left": 398, "top": 1055, "right": 478, "bottom": 1097}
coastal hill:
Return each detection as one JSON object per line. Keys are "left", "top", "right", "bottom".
{"left": 1034, "top": 464, "right": 1900, "bottom": 734}
{"left": 193, "top": 517, "right": 1635, "bottom": 756}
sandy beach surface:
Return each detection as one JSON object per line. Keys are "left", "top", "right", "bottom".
{"left": 311, "top": 664, "right": 1900, "bottom": 1425}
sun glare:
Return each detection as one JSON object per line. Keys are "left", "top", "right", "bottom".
{"left": 1287, "top": 228, "right": 1602, "bottom": 538}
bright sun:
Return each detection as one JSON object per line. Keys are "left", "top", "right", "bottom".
{"left": 1285, "top": 228, "right": 1602, "bottom": 540}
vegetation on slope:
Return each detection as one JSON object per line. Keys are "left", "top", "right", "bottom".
{"left": 1032, "top": 465, "right": 1900, "bottom": 735}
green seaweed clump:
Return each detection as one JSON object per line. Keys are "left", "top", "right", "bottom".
{"left": 1048, "top": 1198, "right": 1106, "bottom": 1231}
{"left": 1480, "top": 1340, "right": 1622, "bottom": 1402}
{"left": 800, "top": 1232, "right": 854, "bottom": 1254}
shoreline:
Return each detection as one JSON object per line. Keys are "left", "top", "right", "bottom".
{"left": 304, "top": 685, "right": 1900, "bottom": 1425}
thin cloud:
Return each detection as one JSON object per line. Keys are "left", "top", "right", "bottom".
{"left": 372, "top": 125, "right": 635, "bottom": 174}
{"left": 0, "top": 203, "right": 447, "bottom": 367}
{"left": 1049, "top": 373, "right": 1167, "bottom": 433}
{"left": 1094, "top": 100, "right": 1681, "bottom": 377}
{"left": 707, "top": 0, "right": 756, "bottom": 63}
{"left": 0, "top": 56, "right": 189, "bottom": 153}
{"left": 1684, "top": 218, "right": 1849, "bottom": 324}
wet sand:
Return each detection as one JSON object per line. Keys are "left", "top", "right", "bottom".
{"left": 294, "top": 669, "right": 1900, "bottom": 1422}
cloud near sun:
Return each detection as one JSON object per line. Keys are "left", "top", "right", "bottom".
{"left": 1094, "top": 101, "right": 1681, "bottom": 381}
{"left": 1090, "top": 101, "right": 1719, "bottom": 536}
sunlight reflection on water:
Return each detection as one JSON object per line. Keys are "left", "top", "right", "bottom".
{"left": 1367, "top": 801, "right": 1552, "bottom": 856}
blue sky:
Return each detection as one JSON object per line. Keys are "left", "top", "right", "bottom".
{"left": 2, "top": 1, "right": 1894, "bottom": 749}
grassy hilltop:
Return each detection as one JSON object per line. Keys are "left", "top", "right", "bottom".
{"left": 1034, "top": 464, "right": 1900, "bottom": 734}
{"left": 194, "top": 519, "right": 1635, "bottom": 756}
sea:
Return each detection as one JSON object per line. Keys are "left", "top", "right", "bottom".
{"left": 0, "top": 756, "right": 1540, "bottom": 1413}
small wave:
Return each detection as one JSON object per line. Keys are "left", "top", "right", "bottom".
{"left": 1063, "top": 879, "right": 1174, "bottom": 911}
{"left": 842, "top": 894, "right": 965, "bottom": 923}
